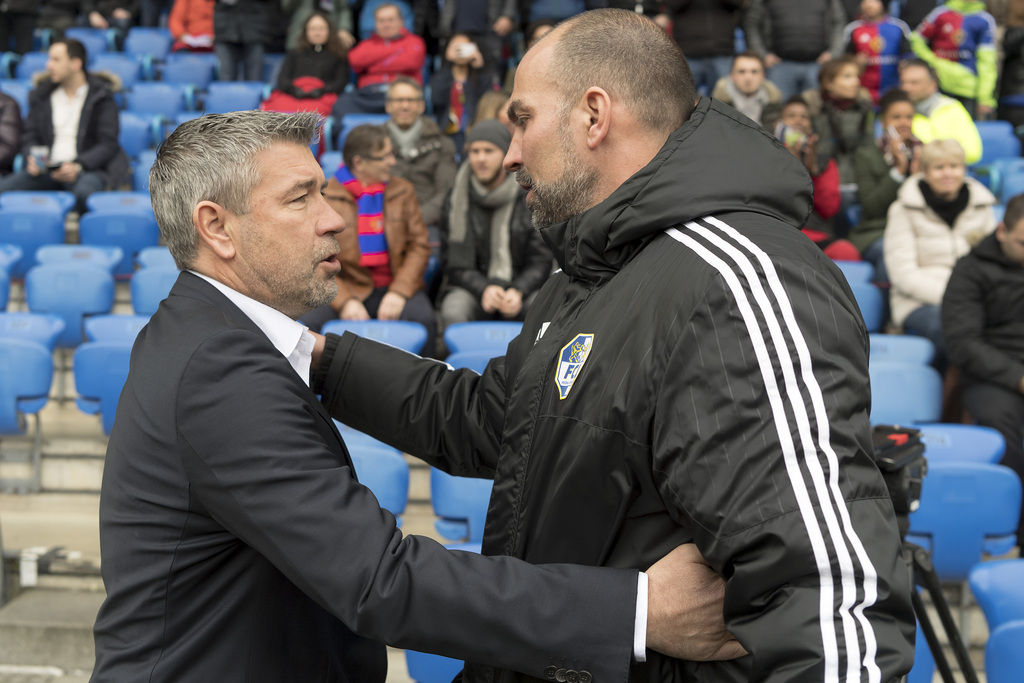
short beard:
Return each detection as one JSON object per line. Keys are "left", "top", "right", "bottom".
{"left": 516, "top": 127, "right": 599, "bottom": 229}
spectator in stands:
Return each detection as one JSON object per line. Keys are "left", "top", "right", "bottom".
{"left": 473, "top": 89, "right": 513, "bottom": 132}
{"left": 383, "top": 76, "right": 456, "bottom": 228}
{"left": 524, "top": 18, "right": 554, "bottom": 49}
{"left": 81, "top": 0, "right": 137, "bottom": 47}
{"left": 168, "top": 0, "right": 215, "bottom": 52}
{"left": 438, "top": 120, "right": 551, "bottom": 329}
{"left": 910, "top": 0, "right": 996, "bottom": 119}
{"left": 283, "top": 0, "right": 353, "bottom": 52}
{"left": 36, "top": 0, "right": 82, "bottom": 38}
{"left": 998, "top": 2, "right": 1024, "bottom": 131}
{"left": 430, "top": 33, "right": 498, "bottom": 153}
{"left": 663, "top": 0, "right": 743, "bottom": 95}
{"left": 852, "top": 88, "right": 921, "bottom": 281}
{"left": 435, "top": 0, "right": 517, "bottom": 87}
{"left": 843, "top": 0, "right": 911, "bottom": 104}
{"left": 899, "top": 58, "right": 983, "bottom": 164}
{"left": 262, "top": 11, "right": 348, "bottom": 117}
{"left": 778, "top": 95, "right": 862, "bottom": 261}
{"left": 333, "top": 2, "right": 425, "bottom": 118}
{"left": 214, "top": 0, "right": 269, "bottom": 81}
{"left": 0, "top": 90, "right": 20, "bottom": 176}
{"left": 0, "top": 39, "right": 128, "bottom": 212}
{"left": 884, "top": 138, "right": 995, "bottom": 368}
{"left": 309, "top": 124, "right": 437, "bottom": 355}
{"left": 743, "top": 0, "right": 847, "bottom": 99}
{"left": 519, "top": 0, "right": 604, "bottom": 26}
{"left": 942, "top": 191, "right": 1024, "bottom": 537}
{"left": 0, "top": 0, "right": 37, "bottom": 54}
{"left": 802, "top": 54, "right": 874, "bottom": 189}
{"left": 712, "top": 51, "right": 784, "bottom": 129}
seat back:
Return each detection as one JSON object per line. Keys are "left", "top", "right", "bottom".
{"left": 136, "top": 246, "right": 176, "bottom": 270}
{"left": 0, "top": 338, "right": 54, "bottom": 434}
{"left": 348, "top": 445, "right": 409, "bottom": 518}
{"left": 203, "top": 81, "right": 265, "bottom": 113}
{"left": 907, "top": 462, "right": 1022, "bottom": 581}
{"left": 429, "top": 468, "right": 492, "bottom": 543}
{"left": 0, "top": 312, "right": 66, "bottom": 350}
{"left": 868, "top": 333, "right": 935, "bottom": 365}
{"left": 86, "top": 191, "right": 153, "bottom": 214}
{"left": 73, "top": 341, "right": 133, "bottom": 434}
{"left": 13, "top": 52, "right": 48, "bottom": 80}
{"left": 868, "top": 361, "right": 942, "bottom": 425}
{"left": 0, "top": 190, "right": 75, "bottom": 214}
{"left": 968, "top": 559, "right": 1024, "bottom": 632}
{"left": 64, "top": 27, "right": 110, "bottom": 57}
{"left": 984, "top": 620, "right": 1024, "bottom": 683}
{"left": 0, "top": 244, "right": 22, "bottom": 272}
{"left": 321, "top": 320, "right": 428, "bottom": 354}
{"left": 445, "top": 349, "right": 497, "bottom": 374}
{"left": 118, "top": 111, "right": 158, "bottom": 159}
{"left": 25, "top": 263, "right": 116, "bottom": 348}
{"left": 126, "top": 81, "right": 191, "bottom": 118}
{"left": 83, "top": 314, "right": 150, "bottom": 343}
{"left": 319, "top": 151, "right": 342, "bottom": 178}
{"left": 133, "top": 149, "right": 158, "bottom": 192}
{"left": 916, "top": 423, "right": 1005, "bottom": 465}
{"left": 161, "top": 53, "right": 217, "bottom": 90}
{"left": 849, "top": 281, "right": 885, "bottom": 332}
{"left": 123, "top": 27, "right": 172, "bottom": 62}
{"left": 0, "top": 79, "right": 30, "bottom": 117}
{"left": 443, "top": 321, "right": 522, "bottom": 355}
{"left": 36, "top": 244, "right": 124, "bottom": 272}
{"left": 91, "top": 53, "right": 142, "bottom": 90}
{"left": 78, "top": 210, "right": 161, "bottom": 276}
{"left": 835, "top": 260, "right": 874, "bottom": 284}
{"left": 974, "top": 120, "right": 1022, "bottom": 168}
{"left": 0, "top": 267, "right": 7, "bottom": 310}
{"left": 130, "top": 267, "right": 179, "bottom": 315}
{"left": 336, "top": 113, "right": 390, "bottom": 151}
{"left": 0, "top": 209, "right": 66, "bottom": 278}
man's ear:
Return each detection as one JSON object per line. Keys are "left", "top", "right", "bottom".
{"left": 582, "top": 86, "right": 612, "bottom": 150}
{"left": 194, "top": 201, "right": 237, "bottom": 260}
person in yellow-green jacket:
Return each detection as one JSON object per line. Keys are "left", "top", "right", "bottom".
{"left": 909, "top": 0, "right": 997, "bottom": 118}
{"left": 900, "top": 58, "right": 984, "bottom": 164}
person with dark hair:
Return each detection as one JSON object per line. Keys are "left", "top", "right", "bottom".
{"left": 429, "top": 32, "right": 499, "bottom": 152}
{"left": 852, "top": 87, "right": 921, "bottom": 279}
{"left": 434, "top": 0, "right": 518, "bottom": 87}
{"left": 89, "top": 109, "right": 742, "bottom": 683}
{"left": 842, "top": 0, "right": 911, "bottom": 104}
{"left": 523, "top": 17, "right": 554, "bottom": 49}
{"left": 282, "top": 0, "right": 353, "bottom": 52}
{"left": 943, "top": 191, "right": 1024, "bottom": 538}
{"left": 305, "top": 124, "right": 439, "bottom": 356}
{"left": 712, "top": 50, "right": 784, "bottom": 129}
{"left": 900, "top": 57, "right": 983, "bottom": 163}
{"left": 0, "top": 38, "right": 128, "bottom": 212}
{"left": 262, "top": 11, "right": 348, "bottom": 116}
{"left": 313, "top": 9, "right": 916, "bottom": 682}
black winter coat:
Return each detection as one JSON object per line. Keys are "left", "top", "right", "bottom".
{"left": 942, "top": 232, "right": 1024, "bottom": 391}
{"left": 317, "top": 97, "right": 916, "bottom": 682}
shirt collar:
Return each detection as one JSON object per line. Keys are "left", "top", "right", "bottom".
{"left": 190, "top": 271, "right": 315, "bottom": 385}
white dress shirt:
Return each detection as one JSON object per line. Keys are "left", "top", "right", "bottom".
{"left": 49, "top": 83, "right": 88, "bottom": 165}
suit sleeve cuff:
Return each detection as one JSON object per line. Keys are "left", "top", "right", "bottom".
{"left": 634, "top": 571, "right": 648, "bottom": 662}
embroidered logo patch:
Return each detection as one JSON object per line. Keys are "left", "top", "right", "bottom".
{"left": 555, "top": 334, "right": 594, "bottom": 400}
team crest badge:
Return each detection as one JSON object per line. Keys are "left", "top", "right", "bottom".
{"left": 555, "top": 334, "right": 594, "bottom": 400}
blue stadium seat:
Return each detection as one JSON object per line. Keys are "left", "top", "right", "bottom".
{"left": 0, "top": 79, "right": 30, "bottom": 117}
{"left": 868, "top": 333, "right": 935, "bottom": 365}
{"left": 348, "top": 444, "right": 409, "bottom": 523}
{"left": 319, "top": 150, "right": 343, "bottom": 178}
{"left": 849, "top": 281, "right": 885, "bottom": 332}
{"left": 123, "top": 27, "right": 172, "bottom": 63}
{"left": 83, "top": 314, "right": 150, "bottom": 343}
{"left": 119, "top": 111, "right": 158, "bottom": 159}
{"left": 25, "top": 263, "right": 116, "bottom": 348}
{"left": 78, "top": 210, "right": 161, "bottom": 277}
{"left": 1000, "top": 169, "right": 1024, "bottom": 204}
{"left": 974, "top": 120, "right": 1022, "bottom": 168}
{"left": 0, "top": 190, "right": 75, "bottom": 215}
{"left": 86, "top": 191, "right": 152, "bottom": 214}
{"left": 130, "top": 267, "right": 178, "bottom": 315}
{"left": 64, "top": 27, "right": 113, "bottom": 57}
{"left": 126, "top": 81, "right": 192, "bottom": 119}
{"left": 835, "top": 259, "right": 873, "bottom": 284}
{"left": 443, "top": 321, "right": 522, "bottom": 355}
{"left": 133, "top": 149, "right": 158, "bottom": 192}
{"left": 262, "top": 53, "right": 286, "bottom": 84}
{"left": 161, "top": 52, "right": 217, "bottom": 90}
{"left": 916, "top": 423, "right": 1005, "bottom": 465}
{"left": 868, "top": 360, "right": 942, "bottom": 425}
{"left": 0, "top": 209, "right": 66, "bottom": 278}
{"left": 444, "top": 349, "right": 497, "bottom": 374}
{"left": 0, "top": 266, "right": 7, "bottom": 309}
{"left": 36, "top": 244, "right": 124, "bottom": 272}
{"left": 968, "top": 559, "right": 1024, "bottom": 632}
{"left": 0, "top": 244, "right": 23, "bottom": 273}
{"left": 91, "top": 53, "right": 142, "bottom": 90}
{"left": 0, "top": 312, "right": 66, "bottom": 350}
{"left": 0, "top": 338, "right": 55, "bottom": 490}
{"left": 430, "top": 468, "right": 492, "bottom": 542}
{"left": 73, "top": 341, "right": 133, "bottom": 434}
{"left": 202, "top": 81, "right": 266, "bottom": 113}
{"left": 336, "top": 113, "right": 390, "bottom": 152}
{"left": 135, "top": 246, "right": 176, "bottom": 270}
{"left": 405, "top": 649, "right": 464, "bottom": 683}
{"left": 13, "top": 52, "right": 48, "bottom": 80}
{"left": 320, "top": 320, "right": 428, "bottom": 354}
{"left": 985, "top": 620, "right": 1024, "bottom": 683}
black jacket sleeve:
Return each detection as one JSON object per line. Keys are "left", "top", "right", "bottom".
{"left": 0, "top": 95, "right": 20, "bottom": 172}
{"left": 76, "top": 90, "right": 122, "bottom": 172}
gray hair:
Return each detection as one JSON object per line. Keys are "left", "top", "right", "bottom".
{"left": 543, "top": 9, "right": 696, "bottom": 135}
{"left": 150, "top": 111, "right": 321, "bottom": 270}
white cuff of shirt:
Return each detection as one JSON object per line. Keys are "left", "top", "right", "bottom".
{"left": 634, "top": 572, "right": 648, "bottom": 662}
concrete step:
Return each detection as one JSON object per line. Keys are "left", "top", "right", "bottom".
{"left": 0, "top": 589, "right": 103, "bottom": 670}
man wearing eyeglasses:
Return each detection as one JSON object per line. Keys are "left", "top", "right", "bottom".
{"left": 304, "top": 122, "right": 439, "bottom": 356}
{"left": 383, "top": 76, "right": 457, "bottom": 228}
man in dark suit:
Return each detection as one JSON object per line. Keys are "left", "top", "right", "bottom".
{"left": 90, "top": 110, "right": 743, "bottom": 683}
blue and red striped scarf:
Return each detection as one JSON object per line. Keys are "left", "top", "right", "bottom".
{"left": 334, "top": 165, "right": 392, "bottom": 288}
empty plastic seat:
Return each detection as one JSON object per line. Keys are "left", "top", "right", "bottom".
{"left": 25, "top": 263, "right": 116, "bottom": 348}
{"left": 835, "top": 259, "right": 874, "bottom": 284}
{"left": 968, "top": 559, "right": 1024, "bottom": 633}
{"left": 135, "top": 246, "right": 176, "bottom": 270}
{"left": 0, "top": 244, "right": 23, "bottom": 272}
{"left": 973, "top": 120, "right": 1022, "bottom": 168}
{"left": 126, "top": 82, "right": 192, "bottom": 119}
{"left": 73, "top": 341, "right": 133, "bottom": 434}
{"left": 203, "top": 81, "right": 266, "bottom": 113}
{"left": 0, "top": 311, "right": 66, "bottom": 350}
{"left": 985, "top": 620, "right": 1024, "bottom": 683}
{"left": 78, "top": 210, "right": 161, "bottom": 276}
{"left": 161, "top": 51, "right": 218, "bottom": 89}
{"left": 130, "top": 267, "right": 178, "bottom": 315}
{"left": 86, "top": 191, "right": 152, "bottom": 214}
{"left": 444, "top": 349, "right": 497, "bottom": 374}
{"left": 849, "top": 281, "right": 885, "bottom": 332}
{"left": 443, "top": 321, "right": 522, "bottom": 355}
{"left": 91, "top": 53, "right": 143, "bottom": 90}
{"left": 348, "top": 445, "right": 409, "bottom": 522}
{"left": 868, "top": 333, "right": 935, "bottom": 365}
{"left": 118, "top": 111, "right": 159, "bottom": 159}
{"left": 917, "top": 423, "right": 1005, "bottom": 465}
{"left": 868, "top": 360, "right": 943, "bottom": 425}
{"left": 123, "top": 27, "right": 173, "bottom": 63}
{"left": 64, "top": 27, "right": 112, "bottom": 57}
{"left": 36, "top": 244, "right": 124, "bottom": 272}
{"left": 319, "top": 151, "right": 342, "bottom": 178}
{"left": 133, "top": 150, "right": 158, "bottom": 192}
{"left": 0, "top": 209, "right": 66, "bottom": 278}
{"left": 430, "top": 468, "right": 492, "bottom": 542}
{"left": 83, "top": 314, "right": 150, "bottom": 343}
{"left": 0, "top": 190, "right": 75, "bottom": 215}
{"left": 0, "top": 338, "right": 55, "bottom": 490}
{"left": 0, "top": 79, "right": 30, "bottom": 117}
{"left": 320, "top": 320, "right": 428, "bottom": 354}
{"left": 335, "top": 113, "right": 389, "bottom": 151}
{"left": 13, "top": 52, "right": 48, "bottom": 80}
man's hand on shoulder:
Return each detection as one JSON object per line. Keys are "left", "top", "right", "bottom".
{"left": 645, "top": 544, "right": 747, "bottom": 662}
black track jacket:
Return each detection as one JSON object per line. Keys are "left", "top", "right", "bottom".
{"left": 316, "top": 97, "right": 917, "bottom": 682}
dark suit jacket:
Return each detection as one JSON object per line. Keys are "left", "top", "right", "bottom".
{"left": 91, "top": 272, "right": 639, "bottom": 683}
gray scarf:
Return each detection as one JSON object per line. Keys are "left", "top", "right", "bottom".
{"left": 724, "top": 81, "right": 770, "bottom": 123}
{"left": 448, "top": 162, "right": 520, "bottom": 282}
{"left": 386, "top": 118, "right": 424, "bottom": 158}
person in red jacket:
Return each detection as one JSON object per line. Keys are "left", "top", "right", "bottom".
{"left": 168, "top": 0, "right": 215, "bottom": 52}
{"left": 348, "top": 2, "right": 425, "bottom": 90}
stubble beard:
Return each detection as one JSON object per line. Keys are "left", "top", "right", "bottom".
{"left": 517, "top": 128, "right": 599, "bottom": 229}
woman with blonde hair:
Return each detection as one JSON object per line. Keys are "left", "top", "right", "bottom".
{"left": 884, "top": 138, "right": 997, "bottom": 367}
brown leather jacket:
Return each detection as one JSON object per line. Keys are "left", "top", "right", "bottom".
{"left": 324, "top": 174, "right": 431, "bottom": 311}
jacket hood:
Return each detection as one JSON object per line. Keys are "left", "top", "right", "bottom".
{"left": 29, "top": 71, "right": 123, "bottom": 95}
{"left": 540, "top": 97, "right": 813, "bottom": 282}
